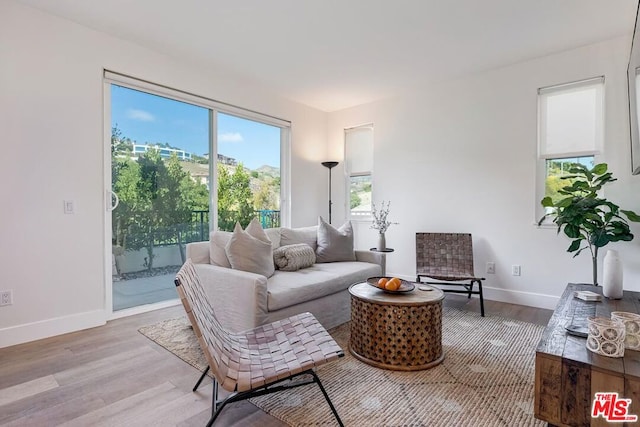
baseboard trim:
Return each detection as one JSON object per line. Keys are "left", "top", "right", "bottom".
{"left": 481, "top": 287, "right": 559, "bottom": 310}
{"left": 0, "top": 310, "right": 106, "bottom": 349}
{"left": 388, "top": 271, "right": 560, "bottom": 310}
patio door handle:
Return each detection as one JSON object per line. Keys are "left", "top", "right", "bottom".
{"left": 107, "top": 190, "right": 120, "bottom": 212}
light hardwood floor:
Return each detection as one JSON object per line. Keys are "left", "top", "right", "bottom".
{"left": 0, "top": 295, "right": 553, "bottom": 426}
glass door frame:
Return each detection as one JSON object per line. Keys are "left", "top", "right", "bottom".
{"left": 102, "top": 71, "right": 291, "bottom": 320}
{"left": 103, "top": 81, "right": 185, "bottom": 321}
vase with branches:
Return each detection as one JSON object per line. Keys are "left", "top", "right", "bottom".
{"left": 539, "top": 163, "right": 640, "bottom": 285}
{"left": 371, "top": 201, "right": 398, "bottom": 251}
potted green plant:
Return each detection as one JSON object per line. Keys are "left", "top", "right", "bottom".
{"left": 539, "top": 163, "right": 640, "bottom": 285}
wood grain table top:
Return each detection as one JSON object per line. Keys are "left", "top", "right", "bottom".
{"left": 536, "top": 283, "right": 640, "bottom": 379}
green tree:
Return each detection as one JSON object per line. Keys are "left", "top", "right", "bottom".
{"left": 350, "top": 191, "right": 362, "bottom": 209}
{"left": 164, "top": 154, "right": 210, "bottom": 261}
{"left": 111, "top": 125, "right": 133, "bottom": 156}
{"left": 218, "top": 164, "right": 255, "bottom": 231}
{"left": 129, "top": 149, "right": 166, "bottom": 270}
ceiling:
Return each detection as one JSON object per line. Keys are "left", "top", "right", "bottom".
{"left": 16, "top": 0, "right": 639, "bottom": 112}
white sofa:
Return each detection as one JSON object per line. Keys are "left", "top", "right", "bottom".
{"left": 186, "top": 225, "right": 385, "bottom": 332}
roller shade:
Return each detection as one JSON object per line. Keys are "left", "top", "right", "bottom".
{"left": 538, "top": 77, "right": 604, "bottom": 159}
{"left": 345, "top": 125, "right": 373, "bottom": 173}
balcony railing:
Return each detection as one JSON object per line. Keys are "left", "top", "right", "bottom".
{"left": 124, "top": 209, "right": 280, "bottom": 247}
{"left": 256, "top": 209, "right": 280, "bottom": 229}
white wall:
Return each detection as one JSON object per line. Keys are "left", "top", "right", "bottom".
{"left": 329, "top": 36, "right": 640, "bottom": 309}
{"left": 0, "top": 1, "right": 327, "bottom": 347}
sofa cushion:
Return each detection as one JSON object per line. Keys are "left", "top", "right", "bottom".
{"left": 209, "top": 230, "right": 232, "bottom": 268}
{"left": 267, "top": 261, "right": 381, "bottom": 311}
{"left": 274, "top": 244, "right": 316, "bottom": 271}
{"left": 226, "top": 220, "right": 275, "bottom": 277}
{"left": 316, "top": 217, "right": 356, "bottom": 263}
{"left": 280, "top": 226, "right": 318, "bottom": 251}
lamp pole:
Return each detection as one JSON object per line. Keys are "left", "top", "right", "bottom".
{"left": 321, "top": 161, "right": 339, "bottom": 223}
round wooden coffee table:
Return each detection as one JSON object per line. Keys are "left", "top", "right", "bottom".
{"left": 348, "top": 281, "right": 444, "bottom": 371}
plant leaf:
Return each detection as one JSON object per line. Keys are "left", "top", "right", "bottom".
{"left": 564, "top": 224, "right": 581, "bottom": 239}
{"left": 592, "top": 163, "right": 608, "bottom": 175}
{"left": 556, "top": 197, "right": 573, "bottom": 208}
{"left": 567, "top": 239, "right": 581, "bottom": 252}
{"left": 622, "top": 209, "right": 640, "bottom": 222}
{"left": 541, "top": 197, "right": 554, "bottom": 208}
{"left": 593, "top": 232, "right": 609, "bottom": 247}
{"left": 574, "top": 247, "right": 588, "bottom": 257}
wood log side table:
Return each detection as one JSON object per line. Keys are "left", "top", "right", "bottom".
{"left": 348, "top": 281, "right": 444, "bottom": 371}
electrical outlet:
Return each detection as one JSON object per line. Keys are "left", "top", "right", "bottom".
{"left": 63, "top": 200, "right": 74, "bottom": 214}
{"left": 512, "top": 265, "right": 521, "bottom": 276}
{"left": 486, "top": 262, "right": 495, "bottom": 274}
{"left": 0, "top": 290, "right": 13, "bottom": 306}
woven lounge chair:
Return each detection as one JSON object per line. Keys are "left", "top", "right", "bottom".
{"left": 175, "top": 260, "right": 345, "bottom": 426}
{"left": 415, "top": 232, "right": 485, "bottom": 317}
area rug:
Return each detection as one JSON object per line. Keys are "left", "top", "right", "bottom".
{"left": 139, "top": 308, "right": 545, "bottom": 426}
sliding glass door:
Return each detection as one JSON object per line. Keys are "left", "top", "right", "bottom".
{"left": 110, "top": 85, "right": 210, "bottom": 312}
{"left": 105, "top": 73, "right": 289, "bottom": 315}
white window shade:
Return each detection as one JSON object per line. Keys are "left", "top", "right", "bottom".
{"left": 345, "top": 126, "right": 373, "bottom": 173}
{"left": 538, "top": 77, "right": 604, "bottom": 159}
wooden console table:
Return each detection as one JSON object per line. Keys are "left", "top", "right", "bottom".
{"left": 535, "top": 283, "right": 640, "bottom": 426}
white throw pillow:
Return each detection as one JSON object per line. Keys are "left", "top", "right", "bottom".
{"left": 209, "top": 230, "right": 232, "bottom": 268}
{"left": 315, "top": 216, "right": 356, "bottom": 263}
{"left": 225, "top": 219, "right": 275, "bottom": 277}
{"left": 280, "top": 226, "right": 318, "bottom": 251}
{"left": 264, "top": 227, "right": 282, "bottom": 249}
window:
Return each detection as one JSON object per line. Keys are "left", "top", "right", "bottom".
{"left": 536, "top": 77, "right": 604, "bottom": 222}
{"left": 216, "top": 112, "right": 282, "bottom": 231}
{"left": 345, "top": 125, "right": 373, "bottom": 218}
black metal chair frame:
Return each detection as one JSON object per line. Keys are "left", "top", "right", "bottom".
{"left": 415, "top": 275, "right": 485, "bottom": 317}
{"left": 192, "top": 365, "right": 344, "bottom": 427}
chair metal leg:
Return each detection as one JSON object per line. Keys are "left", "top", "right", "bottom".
{"left": 193, "top": 365, "right": 210, "bottom": 391}
{"left": 477, "top": 280, "right": 485, "bottom": 317}
{"left": 203, "top": 370, "right": 334, "bottom": 426}
{"left": 206, "top": 377, "right": 221, "bottom": 427}
{"left": 310, "top": 370, "right": 344, "bottom": 427}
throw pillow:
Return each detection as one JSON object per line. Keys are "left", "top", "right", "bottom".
{"left": 280, "top": 226, "right": 318, "bottom": 251}
{"left": 273, "top": 244, "right": 316, "bottom": 271}
{"left": 264, "top": 227, "right": 282, "bottom": 249}
{"left": 225, "top": 219, "right": 275, "bottom": 277}
{"left": 315, "top": 216, "right": 356, "bottom": 263}
{"left": 209, "top": 230, "right": 232, "bottom": 268}
{"left": 245, "top": 217, "right": 271, "bottom": 244}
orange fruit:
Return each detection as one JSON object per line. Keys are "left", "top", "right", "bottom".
{"left": 377, "top": 278, "right": 389, "bottom": 288}
{"left": 385, "top": 277, "right": 401, "bottom": 291}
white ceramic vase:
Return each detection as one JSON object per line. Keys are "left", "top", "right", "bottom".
{"left": 602, "top": 249, "right": 623, "bottom": 299}
{"left": 377, "top": 233, "right": 386, "bottom": 251}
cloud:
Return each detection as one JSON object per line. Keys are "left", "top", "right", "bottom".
{"left": 127, "top": 109, "right": 155, "bottom": 122}
{"left": 218, "top": 132, "right": 243, "bottom": 143}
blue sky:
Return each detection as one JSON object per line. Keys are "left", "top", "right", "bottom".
{"left": 111, "top": 85, "right": 280, "bottom": 170}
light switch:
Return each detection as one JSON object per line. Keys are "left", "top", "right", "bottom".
{"left": 64, "top": 200, "right": 75, "bottom": 214}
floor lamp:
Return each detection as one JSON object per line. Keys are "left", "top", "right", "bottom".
{"left": 321, "top": 161, "right": 339, "bottom": 223}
